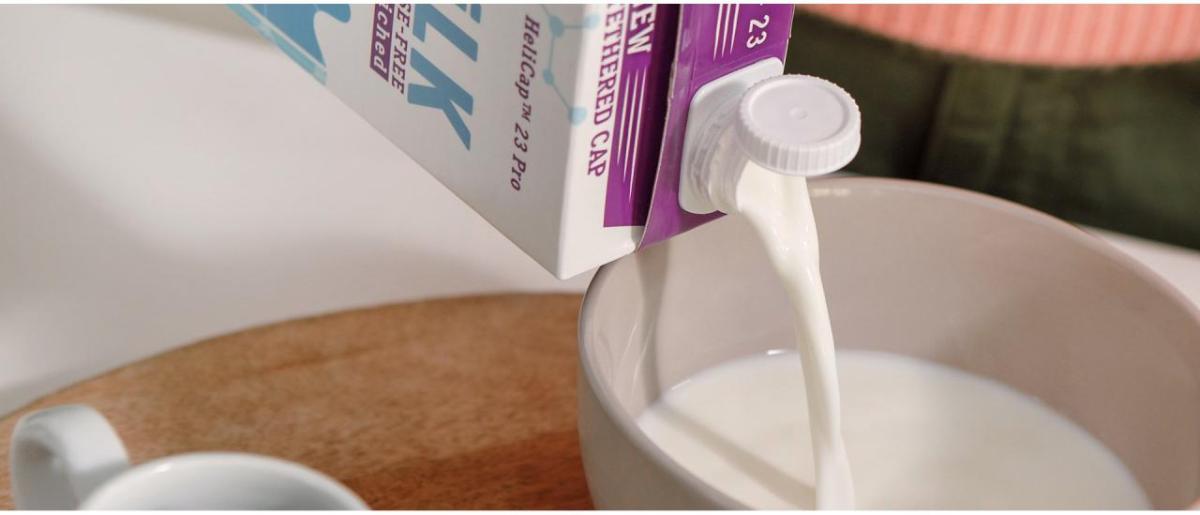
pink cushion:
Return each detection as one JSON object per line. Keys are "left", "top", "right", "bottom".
{"left": 800, "top": 5, "right": 1200, "bottom": 66}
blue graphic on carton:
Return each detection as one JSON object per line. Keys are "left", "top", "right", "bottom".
{"left": 540, "top": 6, "right": 598, "bottom": 126}
{"left": 234, "top": 4, "right": 596, "bottom": 135}
{"left": 229, "top": 4, "right": 351, "bottom": 83}
{"left": 409, "top": 4, "right": 482, "bottom": 150}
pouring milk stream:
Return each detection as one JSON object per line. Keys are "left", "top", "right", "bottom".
{"left": 677, "top": 71, "right": 861, "bottom": 508}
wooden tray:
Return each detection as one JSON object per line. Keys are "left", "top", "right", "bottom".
{"left": 0, "top": 294, "right": 591, "bottom": 509}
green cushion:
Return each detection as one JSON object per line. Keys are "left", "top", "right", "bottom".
{"left": 786, "top": 10, "right": 1200, "bottom": 250}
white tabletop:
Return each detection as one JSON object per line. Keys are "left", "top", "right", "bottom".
{"left": 1, "top": 6, "right": 1198, "bottom": 415}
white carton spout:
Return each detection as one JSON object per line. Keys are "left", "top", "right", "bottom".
{"left": 680, "top": 66, "right": 861, "bottom": 215}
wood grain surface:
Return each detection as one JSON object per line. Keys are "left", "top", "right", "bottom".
{"left": 0, "top": 294, "right": 591, "bottom": 509}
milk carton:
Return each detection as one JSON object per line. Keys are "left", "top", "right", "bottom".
{"left": 232, "top": 4, "right": 794, "bottom": 278}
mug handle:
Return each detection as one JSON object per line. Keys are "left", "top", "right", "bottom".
{"left": 10, "top": 404, "right": 131, "bottom": 509}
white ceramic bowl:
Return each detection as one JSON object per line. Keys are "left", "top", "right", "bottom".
{"left": 577, "top": 177, "right": 1200, "bottom": 509}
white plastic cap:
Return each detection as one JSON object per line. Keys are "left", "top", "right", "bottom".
{"left": 735, "top": 75, "right": 860, "bottom": 176}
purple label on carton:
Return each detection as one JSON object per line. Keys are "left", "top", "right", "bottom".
{"left": 369, "top": 4, "right": 395, "bottom": 81}
{"left": 640, "top": 4, "right": 794, "bottom": 246}
{"left": 601, "top": 5, "right": 677, "bottom": 227}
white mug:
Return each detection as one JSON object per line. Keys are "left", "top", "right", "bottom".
{"left": 10, "top": 405, "right": 368, "bottom": 509}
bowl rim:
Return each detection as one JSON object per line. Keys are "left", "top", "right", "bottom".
{"left": 577, "top": 175, "right": 1200, "bottom": 509}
